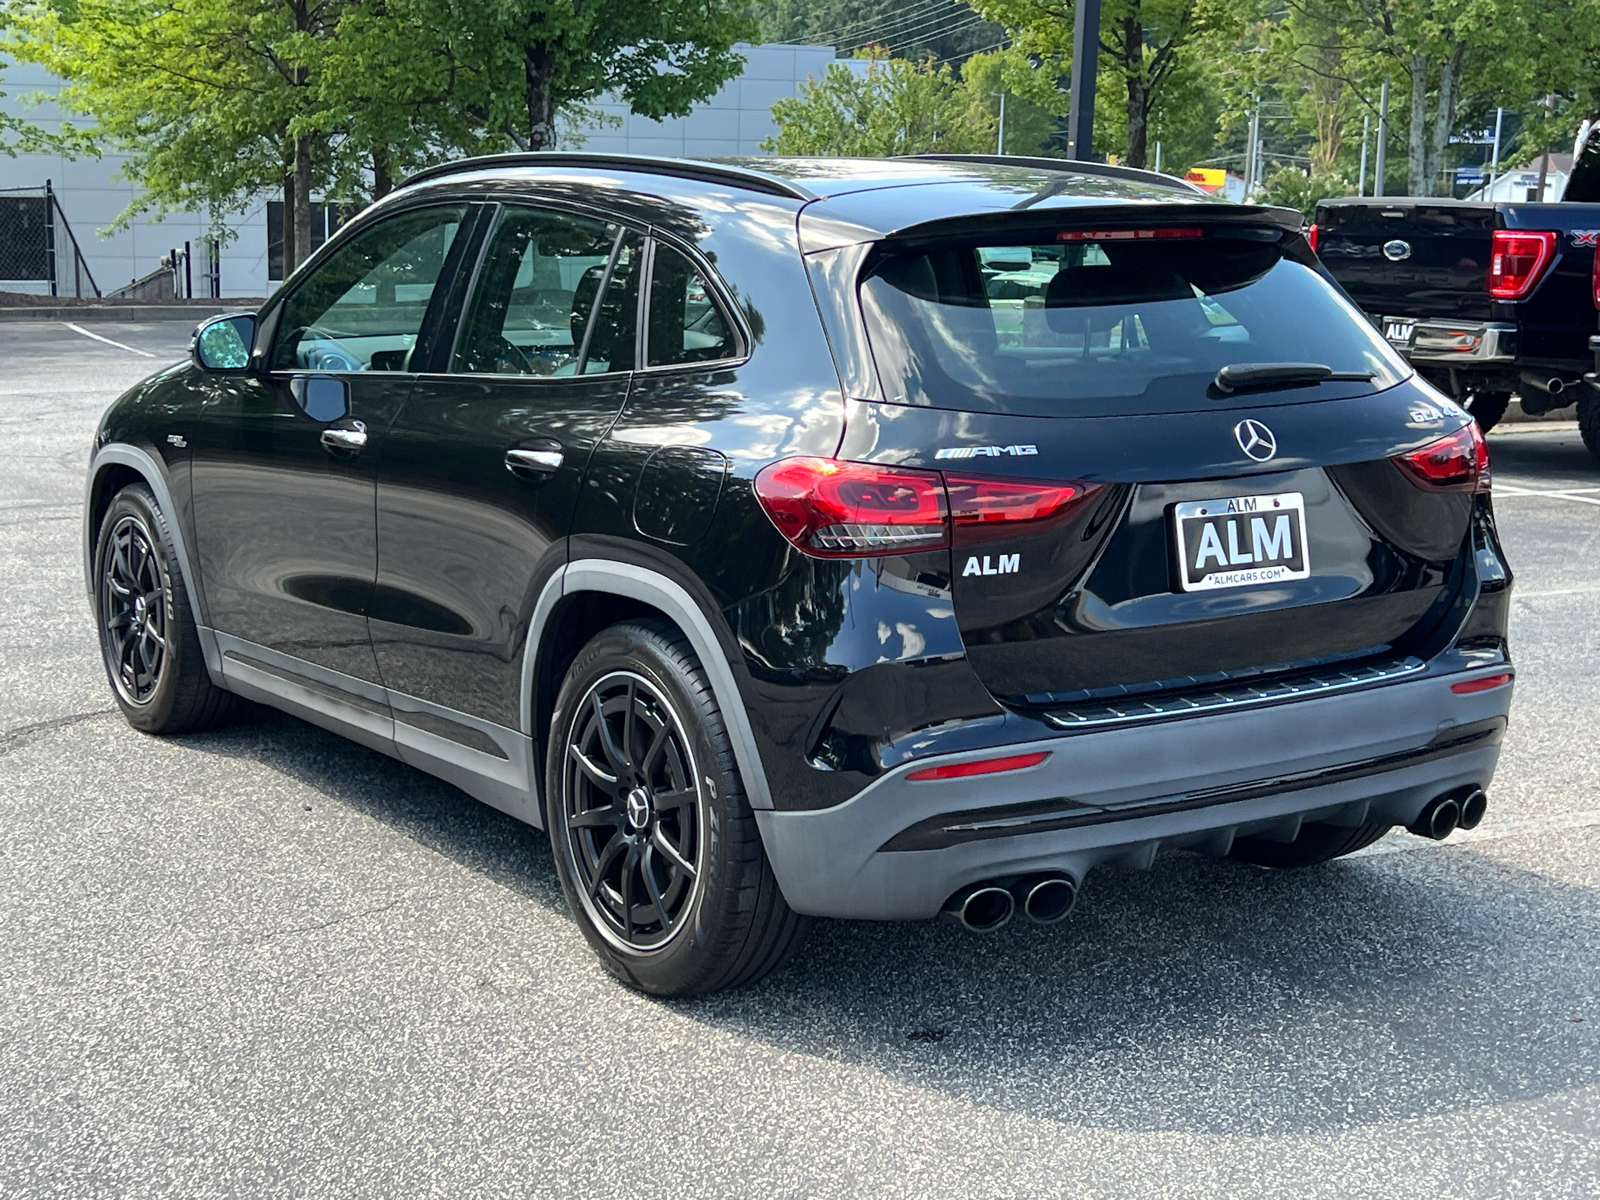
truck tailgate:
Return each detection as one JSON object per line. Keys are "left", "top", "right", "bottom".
{"left": 1316, "top": 199, "right": 1495, "bottom": 322}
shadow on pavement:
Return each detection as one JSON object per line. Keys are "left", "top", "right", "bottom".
{"left": 182, "top": 701, "right": 1599, "bottom": 1140}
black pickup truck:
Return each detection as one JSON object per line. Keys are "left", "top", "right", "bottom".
{"left": 1313, "top": 193, "right": 1600, "bottom": 456}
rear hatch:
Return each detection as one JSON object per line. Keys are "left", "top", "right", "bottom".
{"left": 833, "top": 211, "right": 1482, "bottom": 712}
{"left": 1314, "top": 198, "right": 1495, "bottom": 322}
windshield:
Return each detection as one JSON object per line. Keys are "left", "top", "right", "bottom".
{"left": 858, "top": 229, "right": 1410, "bottom": 416}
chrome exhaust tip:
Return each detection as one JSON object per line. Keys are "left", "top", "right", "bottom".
{"left": 1021, "top": 875, "right": 1078, "bottom": 925}
{"left": 1408, "top": 794, "right": 1462, "bottom": 841}
{"left": 1457, "top": 787, "right": 1489, "bottom": 831}
{"left": 942, "top": 884, "right": 1015, "bottom": 933}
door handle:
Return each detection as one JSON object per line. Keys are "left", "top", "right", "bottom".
{"left": 505, "top": 446, "right": 564, "bottom": 477}
{"left": 320, "top": 420, "right": 368, "bottom": 454}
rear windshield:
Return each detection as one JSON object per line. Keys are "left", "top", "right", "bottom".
{"left": 857, "top": 229, "right": 1410, "bottom": 416}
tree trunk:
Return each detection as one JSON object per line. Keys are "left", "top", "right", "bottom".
{"left": 1427, "top": 44, "right": 1465, "bottom": 196}
{"left": 1121, "top": 10, "right": 1148, "bottom": 168}
{"left": 293, "top": 135, "right": 314, "bottom": 271}
{"left": 282, "top": 162, "right": 296, "bottom": 278}
{"left": 372, "top": 147, "right": 394, "bottom": 199}
{"left": 1406, "top": 54, "right": 1429, "bottom": 196}
{"left": 524, "top": 44, "right": 559, "bottom": 151}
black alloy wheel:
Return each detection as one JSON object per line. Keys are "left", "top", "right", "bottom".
{"left": 561, "top": 669, "right": 703, "bottom": 950}
{"left": 100, "top": 511, "right": 170, "bottom": 706}
{"left": 547, "top": 621, "right": 809, "bottom": 996}
{"left": 93, "top": 484, "right": 238, "bottom": 734}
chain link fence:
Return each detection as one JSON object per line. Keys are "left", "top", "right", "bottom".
{"left": 0, "top": 181, "right": 101, "bottom": 298}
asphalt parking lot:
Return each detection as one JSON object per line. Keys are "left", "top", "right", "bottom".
{"left": 2, "top": 319, "right": 1597, "bottom": 1198}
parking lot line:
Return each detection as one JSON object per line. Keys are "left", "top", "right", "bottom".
{"left": 1493, "top": 485, "right": 1600, "bottom": 506}
{"left": 62, "top": 322, "right": 158, "bottom": 358}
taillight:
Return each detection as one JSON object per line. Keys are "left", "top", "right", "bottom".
{"left": 1488, "top": 230, "right": 1557, "bottom": 299}
{"left": 944, "top": 475, "right": 1100, "bottom": 544}
{"left": 754, "top": 459, "right": 1098, "bottom": 558}
{"left": 1592, "top": 242, "right": 1600, "bottom": 309}
{"left": 1451, "top": 672, "right": 1512, "bottom": 695}
{"left": 1307, "top": 223, "right": 1319, "bottom": 254}
{"left": 753, "top": 457, "right": 949, "bottom": 556}
{"left": 1393, "top": 423, "right": 1490, "bottom": 492}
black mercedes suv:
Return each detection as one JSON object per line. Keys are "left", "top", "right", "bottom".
{"left": 85, "top": 153, "right": 1514, "bottom": 995}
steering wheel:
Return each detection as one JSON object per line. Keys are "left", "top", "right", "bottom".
{"left": 292, "top": 328, "right": 362, "bottom": 372}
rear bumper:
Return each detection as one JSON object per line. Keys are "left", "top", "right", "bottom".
{"left": 1385, "top": 317, "right": 1516, "bottom": 364}
{"left": 756, "top": 664, "right": 1512, "bottom": 920}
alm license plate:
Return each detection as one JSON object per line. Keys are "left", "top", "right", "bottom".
{"left": 1173, "top": 492, "right": 1310, "bottom": 592}
{"left": 1383, "top": 317, "right": 1417, "bottom": 347}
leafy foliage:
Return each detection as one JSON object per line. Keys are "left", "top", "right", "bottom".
{"left": 762, "top": 56, "right": 996, "bottom": 155}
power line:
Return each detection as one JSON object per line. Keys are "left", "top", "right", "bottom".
{"left": 803, "top": 0, "right": 951, "bottom": 45}
{"left": 843, "top": 10, "right": 990, "bottom": 53}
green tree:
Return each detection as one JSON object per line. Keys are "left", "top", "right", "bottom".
{"left": 763, "top": 56, "right": 996, "bottom": 155}
{"left": 969, "top": 0, "right": 1252, "bottom": 167}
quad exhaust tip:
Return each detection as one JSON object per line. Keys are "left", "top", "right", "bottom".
{"left": 944, "top": 873, "right": 1079, "bottom": 932}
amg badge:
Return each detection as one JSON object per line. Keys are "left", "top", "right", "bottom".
{"left": 935, "top": 444, "right": 1038, "bottom": 460}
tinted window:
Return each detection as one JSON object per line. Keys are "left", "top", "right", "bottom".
{"left": 453, "top": 207, "right": 617, "bottom": 376}
{"left": 581, "top": 231, "right": 643, "bottom": 374}
{"left": 272, "top": 205, "right": 466, "bottom": 372}
{"left": 859, "top": 230, "right": 1410, "bottom": 416}
{"left": 646, "top": 242, "right": 737, "bottom": 367}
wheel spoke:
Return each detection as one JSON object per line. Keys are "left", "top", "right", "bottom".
{"left": 105, "top": 573, "right": 132, "bottom": 598}
{"left": 589, "top": 836, "right": 626, "bottom": 900}
{"left": 622, "top": 679, "right": 636, "bottom": 765}
{"left": 652, "top": 787, "right": 696, "bottom": 811}
{"left": 620, "top": 845, "right": 638, "bottom": 941}
{"left": 640, "top": 844, "right": 672, "bottom": 933}
{"left": 590, "top": 691, "right": 628, "bottom": 775}
{"left": 568, "top": 743, "right": 618, "bottom": 790}
{"left": 568, "top": 804, "right": 622, "bottom": 829}
{"left": 650, "top": 826, "right": 696, "bottom": 879}
{"left": 104, "top": 612, "right": 131, "bottom": 631}
{"left": 640, "top": 722, "right": 672, "bottom": 775}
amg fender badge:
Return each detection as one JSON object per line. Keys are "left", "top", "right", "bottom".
{"left": 934, "top": 444, "right": 1038, "bottom": 460}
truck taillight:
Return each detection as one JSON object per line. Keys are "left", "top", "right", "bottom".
{"left": 754, "top": 459, "right": 1097, "bottom": 558}
{"left": 1592, "top": 241, "right": 1600, "bottom": 309}
{"left": 1307, "top": 223, "right": 1319, "bottom": 254}
{"left": 1393, "top": 423, "right": 1490, "bottom": 493}
{"left": 1487, "top": 230, "right": 1557, "bottom": 300}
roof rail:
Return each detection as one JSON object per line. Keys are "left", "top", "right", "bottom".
{"left": 399, "top": 152, "right": 816, "bottom": 202}
{"left": 906, "top": 154, "right": 1206, "bottom": 196}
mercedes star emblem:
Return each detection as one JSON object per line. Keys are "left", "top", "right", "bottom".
{"left": 1234, "top": 419, "right": 1278, "bottom": 462}
{"left": 1382, "top": 238, "right": 1412, "bottom": 262}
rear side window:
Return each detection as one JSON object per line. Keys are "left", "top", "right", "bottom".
{"left": 858, "top": 229, "right": 1409, "bottom": 416}
{"left": 646, "top": 242, "right": 738, "bottom": 367}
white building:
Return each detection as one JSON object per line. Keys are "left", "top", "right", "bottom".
{"left": 0, "top": 43, "right": 838, "bottom": 300}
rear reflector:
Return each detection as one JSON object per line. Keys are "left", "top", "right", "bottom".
{"left": 1393, "top": 422, "right": 1490, "bottom": 492}
{"left": 906, "top": 750, "right": 1050, "bottom": 782}
{"left": 1451, "top": 672, "right": 1512, "bottom": 695}
{"left": 1593, "top": 241, "right": 1600, "bottom": 309}
{"left": 754, "top": 457, "right": 948, "bottom": 557}
{"left": 1488, "top": 230, "right": 1557, "bottom": 300}
{"left": 1057, "top": 227, "right": 1204, "bottom": 242}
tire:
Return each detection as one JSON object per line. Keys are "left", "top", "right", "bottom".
{"left": 1579, "top": 393, "right": 1600, "bottom": 466}
{"left": 93, "top": 483, "right": 238, "bottom": 734}
{"left": 1465, "top": 391, "right": 1510, "bottom": 434}
{"left": 545, "top": 620, "right": 809, "bottom": 996}
{"left": 1228, "top": 820, "right": 1391, "bottom": 868}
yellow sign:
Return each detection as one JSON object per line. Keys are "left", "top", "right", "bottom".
{"left": 1184, "top": 168, "right": 1228, "bottom": 191}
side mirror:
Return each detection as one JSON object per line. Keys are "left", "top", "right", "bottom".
{"left": 192, "top": 313, "right": 256, "bottom": 372}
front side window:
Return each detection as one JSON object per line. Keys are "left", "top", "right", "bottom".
{"left": 453, "top": 206, "right": 618, "bottom": 376}
{"left": 859, "top": 228, "right": 1410, "bottom": 416}
{"left": 272, "top": 205, "right": 467, "bottom": 372}
{"left": 646, "top": 242, "right": 737, "bottom": 367}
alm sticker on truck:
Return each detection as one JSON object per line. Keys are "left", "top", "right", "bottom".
{"left": 1173, "top": 492, "right": 1310, "bottom": 592}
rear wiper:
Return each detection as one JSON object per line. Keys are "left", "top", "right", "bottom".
{"left": 1213, "top": 362, "right": 1375, "bottom": 394}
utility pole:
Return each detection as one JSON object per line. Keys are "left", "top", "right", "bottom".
{"left": 1536, "top": 93, "right": 1555, "bottom": 200}
{"left": 996, "top": 92, "right": 1006, "bottom": 155}
{"left": 1488, "top": 106, "right": 1504, "bottom": 194}
{"left": 1358, "top": 115, "right": 1370, "bottom": 197}
{"left": 1247, "top": 106, "right": 1261, "bottom": 196}
{"left": 1066, "top": 0, "right": 1101, "bottom": 160}
{"left": 1154, "top": 141, "right": 1162, "bottom": 173}
{"left": 1374, "top": 77, "right": 1390, "bottom": 197}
